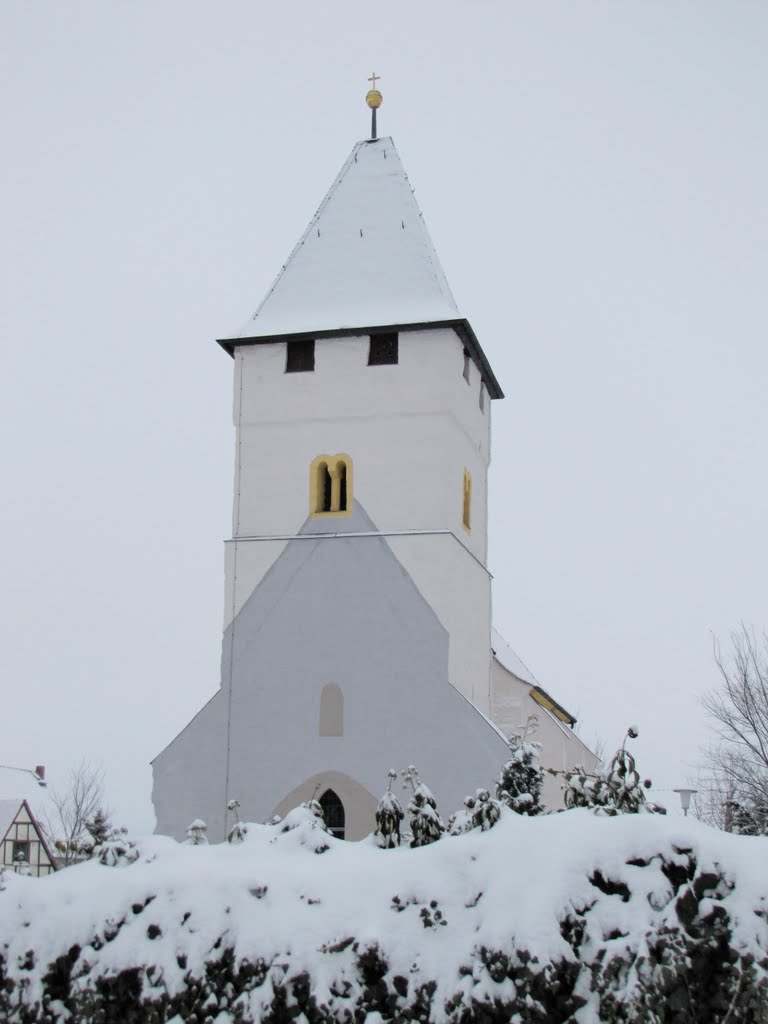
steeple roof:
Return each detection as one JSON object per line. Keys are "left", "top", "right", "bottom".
{"left": 219, "top": 135, "right": 503, "bottom": 399}
{"left": 225, "top": 137, "right": 460, "bottom": 339}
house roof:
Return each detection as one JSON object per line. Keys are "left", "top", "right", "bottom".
{"left": 491, "top": 628, "right": 540, "bottom": 688}
{"left": 0, "top": 800, "right": 20, "bottom": 841}
{"left": 217, "top": 136, "right": 503, "bottom": 399}
{"left": 0, "top": 766, "right": 54, "bottom": 831}
{"left": 491, "top": 627, "right": 577, "bottom": 726}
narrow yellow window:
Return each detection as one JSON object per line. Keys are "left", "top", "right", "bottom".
{"left": 310, "top": 454, "right": 353, "bottom": 516}
{"left": 462, "top": 469, "right": 472, "bottom": 532}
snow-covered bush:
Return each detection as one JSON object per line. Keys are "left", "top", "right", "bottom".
{"left": 184, "top": 818, "right": 209, "bottom": 845}
{"left": 564, "top": 726, "right": 665, "bottom": 815}
{"left": 448, "top": 788, "right": 502, "bottom": 834}
{"left": 403, "top": 765, "right": 444, "bottom": 847}
{"left": 497, "top": 730, "right": 544, "bottom": 815}
{"left": 95, "top": 829, "right": 140, "bottom": 867}
{"left": 0, "top": 813, "right": 766, "bottom": 1023}
{"left": 226, "top": 799, "right": 248, "bottom": 844}
{"left": 726, "top": 799, "right": 768, "bottom": 836}
{"left": 374, "top": 769, "right": 405, "bottom": 848}
{"left": 276, "top": 801, "right": 331, "bottom": 853}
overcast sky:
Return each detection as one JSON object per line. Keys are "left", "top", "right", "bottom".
{"left": 1, "top": 1, "right": 766, "bottom": 830}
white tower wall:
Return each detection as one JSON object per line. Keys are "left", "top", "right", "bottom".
{"left": 225, "top": 326, "right": 494, "bottom": 710}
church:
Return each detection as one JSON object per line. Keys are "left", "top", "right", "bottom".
{"left": 152, "top": 84, "right": 596, "bottom": 842}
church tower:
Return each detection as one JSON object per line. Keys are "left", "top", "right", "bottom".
{"left": 152, "top": 90, "right": 510, "bottom": 841}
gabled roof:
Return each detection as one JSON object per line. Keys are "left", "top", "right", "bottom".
{"left": 0, "top": 799, "right": 21, "bottom": 841}
{"left": 0, "top": 766, "right": 55, "bottom": 830}
{"left": 224, "top": 137, "right": 459, "bottom": 341}
{"left": 491, "top": 627, "right": 576, "bottom": 727}
{"left": 491, "top": 628, "right": 541, "bottom": 688}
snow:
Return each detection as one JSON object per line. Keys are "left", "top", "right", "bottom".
{"left": 1, "top": 810, "right": 766, "bottom": 1020}
{"left": 491, "top": 627, "right": 540, "bottom": 688}
{"left": 0, "top": 767, "right": 54, "bottom": 835}
{"left": 0, "top": 800, "right": 21, "bottom": 842}
{"left": 222, "top": 137, "right": 459, "bottom": 340}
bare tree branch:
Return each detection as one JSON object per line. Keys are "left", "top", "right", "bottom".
{"left": 698, "top": 626, "right": 768, "bottom": 833}
{"left": 42, "top": 761, "right": 109, "bottom": 866}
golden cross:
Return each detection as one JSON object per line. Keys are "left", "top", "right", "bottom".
{"left": 368, "top": 72, "right": 380, "bottom": 90}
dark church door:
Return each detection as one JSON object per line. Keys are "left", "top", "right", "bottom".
{"left": 319, "top": 789, "right": 345, "bottom": 839}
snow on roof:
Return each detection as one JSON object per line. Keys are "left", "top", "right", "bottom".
{"left": 224, "top": 137, "right": 460, "bottom": 340}
{"left": 491, "top": 627, "right": 541, "bottom": 687}
{"left": 0, "top": 799, "right": 21, "bottom": 841}
{"left": 0, "top": 767, "right": 54, "bottom": 830}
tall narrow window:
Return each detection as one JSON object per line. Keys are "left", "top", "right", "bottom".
{"left": 319, "top": 683, "right": 343, "bottom": 736}
{"left": 310, "top": 454, "right": 352, "bottom": 516}
{"left": 319, "top": 789, "right": 345, "bottom": 839}
{"left": 320, "top": 462, "right": 332, "bottom": 511}
{"left": 368, "top": 332, "right": 399, "bottom": 365}
{"left": 286, "top": 339, "right": 315, "bottom": 373}
{"left": 462, "top": 469, "right": 472, "bottom": 532}
{"left": 479, "top": 384, "right": 485, "bottom": 412}
{"left": 463, "top": 348, "right": 471, "bottom": 383}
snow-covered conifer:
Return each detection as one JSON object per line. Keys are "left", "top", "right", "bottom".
{"left": 185, "top": 819, "right": 209, "bottom": 845}
{"left": 447, "top": 795, "right": 475, "bottom": 835}
{"left": 85, "top": 809, "right": 113, "bottom": 847}
{"left": 449, "top": 789, "right": 502, "bottom": 834}
{"left": 374, "top": 770, "right": 404, "bottom": 848}
{"left": 563, "top": 763, "right": 612, "bottom": 810}
{"left": 564, "top": 727, "right": 664, "bottom": 815}
{"left": 470, "top": 789, "right": 502, "bottom": 830}
{"left": 727, "top": 800, "right": 768, "bottom": 836}
{"left": 403, "top": 765, "right": 444, "bottom": 847}
{"left": 497, "top": 728, "right": 544, "bottom": 816}
{"left": 96, "top": 829, "right": 140, "bottom": 867}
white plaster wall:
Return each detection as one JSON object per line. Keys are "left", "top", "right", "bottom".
{"left": 232, "top": 328, "right": 490, "bottom": 555}
{"left": 222, "top": 328, "right": 494, "bottom": 707}
{"left": 153, "top": 506, "right": 512, "bottom": 843}
{"left": 224, "top": 529, "right": 491, "bottom": 716}
{"left": 490, "top": 658, "right": 600, "bottom": 810}
{"left": 387, "top": 533, "right": 491, "bottom": 715}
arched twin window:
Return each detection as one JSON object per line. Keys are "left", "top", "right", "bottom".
{"left": 310, "top": 454, "right": 352, "bottom": 516}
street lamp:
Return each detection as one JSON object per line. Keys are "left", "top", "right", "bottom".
{"left": 673, "top": 788, "right": 697, "bottom": 816}
{"left": 0, "top": 764, "right": 47, "bottom": 787}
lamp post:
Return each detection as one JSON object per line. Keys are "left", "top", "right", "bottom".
{"left": 673, "top": 788, "right": 697, "bottom": 817}
{"left": 0, "top": 764, "right": 47, "bottom": 787}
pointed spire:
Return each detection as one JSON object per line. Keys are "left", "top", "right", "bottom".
{"left": 224, "top": 137, "right": 460, "bottom": 341}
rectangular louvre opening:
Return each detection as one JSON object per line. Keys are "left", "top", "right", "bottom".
{"left": 368, "top": 332, "right": 399, "bottom": 365}
{"left": 286, "top": 339, "right": 315, "bottom": 373}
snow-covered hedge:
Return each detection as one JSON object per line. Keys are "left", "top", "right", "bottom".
{"left": 1, "top": 810, "right": 766, "bottom": 1022}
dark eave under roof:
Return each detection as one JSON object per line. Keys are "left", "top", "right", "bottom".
{"left": 217, "top": 318, "right": 504, "bottom": 400}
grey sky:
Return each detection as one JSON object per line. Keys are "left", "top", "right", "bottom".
{"left": 1, "top": 1, "right": 766, "bottom": 830}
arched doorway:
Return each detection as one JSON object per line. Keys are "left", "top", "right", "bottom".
{"left": 319, "top": 789, "right": 345, "bottom": 839}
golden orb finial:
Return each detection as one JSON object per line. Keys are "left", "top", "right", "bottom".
{"left": 366, "top": 72, "right": 382, "bottom": 109}
{"left": 366, "top": 73, "right": 382, "bottom": 140}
